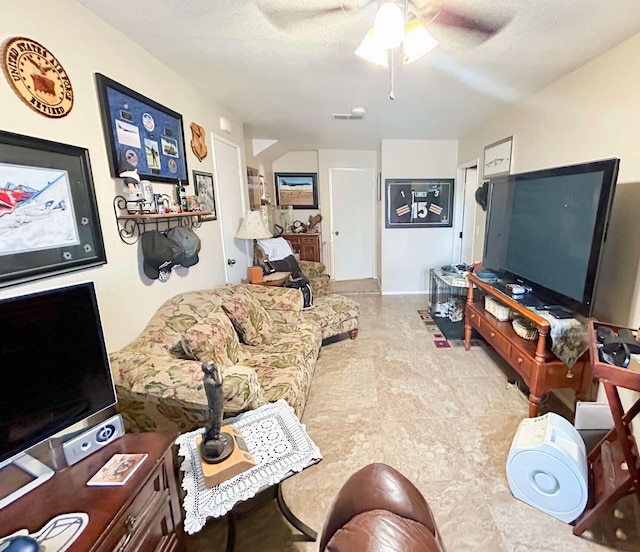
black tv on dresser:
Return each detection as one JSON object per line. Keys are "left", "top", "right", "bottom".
{"left": 483, "top": 158, "right": 619, "bottom": 316}
{"left": 0, "top": 281, "right": 116, "bottom": 509}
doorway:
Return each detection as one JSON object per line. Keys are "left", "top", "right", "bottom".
{"left": 329, "top": 168, "right": 376, "bottom": 281}
{"left": 212, "top": 135, "right": 248, "bottom": 283}
{"left": 454, "top": 161, "right": 479, "bottom": 265}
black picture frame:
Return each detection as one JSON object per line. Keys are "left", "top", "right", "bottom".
{"left": 192, "top": 170, "right": 217, "bottom": 220}
{"left": 95, "top": 73, "right": 188, "bottom": 184}
{"left": 0, "top": 130, "right": 107, "bottom": 288}
{"left": 385, "top": 178, "right": 454, "bottom": 228}
{"left": 274, "top": 172, "right": 318, "bottom": 209}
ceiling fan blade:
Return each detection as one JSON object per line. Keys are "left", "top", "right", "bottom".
{"left": 256, "top": 0, "right": 374, "bottom": 30}
{"left": 411, "top": 2, "right": 513, "bottom": 46}
{"left": 259, "top": 7, "right": 344, "bottom": 30}
{"left": 435, "top": 6, "right": 511, "bottom": 37}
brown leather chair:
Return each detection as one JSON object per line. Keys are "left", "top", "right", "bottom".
{"left": 319, "top": 463, "right": 446, "bottom": 552}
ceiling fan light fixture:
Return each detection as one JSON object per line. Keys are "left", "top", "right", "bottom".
{"left": 403, "top": 18, "right": 438, "bottom": 64}
{"left": 355, "top": 27, "right": 389, "bottom": 67}
{"left": 373, "top": 1, "right": 404, "bottom": 49}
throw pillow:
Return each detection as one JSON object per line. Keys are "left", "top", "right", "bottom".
{"left": 222, "top": 294, "right": 273, "bottom": 346}
{"left": 181, "top": 312, "right": 240, "bottom": 366}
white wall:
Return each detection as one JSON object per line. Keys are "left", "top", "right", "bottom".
{"left": 0, "top": 0, "right": 247, "bottom": 351}
{"left": 381, "top": 140, "right": 458, "bottom": 294}
{"left": 459, "top": 31, "right": 640, "bottom": 328}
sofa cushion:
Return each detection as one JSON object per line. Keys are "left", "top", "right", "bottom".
{"left": 299, "top": 294, "right": 360, "bottom": 339}
{"left": 181, "top": 311, "right": 240, "bottom": 365}
{"left": 222, "top": 294, "right": 274, "bottom": 346}
{"left": 110, "top": 349, "right": 266, "bottom": 432}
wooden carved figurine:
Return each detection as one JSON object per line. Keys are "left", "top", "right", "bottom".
{"left": 190, "top": 122, "right": 208, "bottom": 161}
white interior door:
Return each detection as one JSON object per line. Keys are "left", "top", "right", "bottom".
{"left": 330, "top": 168, "right": 375, "bottom": 280}
{"left": 461, "top": 166, "right": 478, "bottom": 264}
{"left": 212, "top": 135, "right": 248, "bottom": 283}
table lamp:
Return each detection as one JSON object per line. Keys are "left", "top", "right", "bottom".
{"left": 235, "top": 210, "right": 272, "bottom": 266}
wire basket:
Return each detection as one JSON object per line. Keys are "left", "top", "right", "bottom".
{"left": 512, "top": 317, "right": 538, "bottom": 341}
{"left": 484, "top": 295, "right": 511, "bottom": 321}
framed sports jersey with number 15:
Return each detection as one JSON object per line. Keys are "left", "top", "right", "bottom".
{"left": 385, "top": 178, "right": 453, "bottom": 229}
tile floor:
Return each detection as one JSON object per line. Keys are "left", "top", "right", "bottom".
{"left": 185, "top": 293, "right": 639, "bottom": 551}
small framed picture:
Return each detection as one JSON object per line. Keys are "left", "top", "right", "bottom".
{"left": 483, "top": 136, "right": 513, "bottom": 178}
{"left": 193, "top": 170, "right": 216, "bottom": 220}
{"left": 274, "top": 172, "right": 318, "bottom": 209}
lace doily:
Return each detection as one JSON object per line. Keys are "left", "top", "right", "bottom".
{"left": 176, "top": 399, "right": 322, "bottom": 534}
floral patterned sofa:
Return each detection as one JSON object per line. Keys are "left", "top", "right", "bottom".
{"left": 109, "top": 283, "right": 359, "bottom": 434}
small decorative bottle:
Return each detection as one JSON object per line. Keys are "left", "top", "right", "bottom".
{"left": 177, "top": 180, "right": 189, "bottom": 212}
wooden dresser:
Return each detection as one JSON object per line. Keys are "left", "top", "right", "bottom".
{"left": 283, "top": 233, "right": 321, "bottom": 262}
{"left": 0, "top": 432, "right": 184, "bottom": 551}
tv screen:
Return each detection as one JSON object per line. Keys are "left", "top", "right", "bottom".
{"left": 483, "top": 158, "right": 619, "bottom": 316}
{"left": 0, "top": 282, "right": 116, "bottom": 466}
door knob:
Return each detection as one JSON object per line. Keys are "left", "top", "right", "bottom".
{"left": 227, "top": 258, "right": 236, "bottom": 266}
{"left": 334, "top": 231, "right": 340, "bottom": 236}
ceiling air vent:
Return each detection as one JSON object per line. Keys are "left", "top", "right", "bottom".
{"left": 331, "top": 106, "right": 366, "bottom": 120}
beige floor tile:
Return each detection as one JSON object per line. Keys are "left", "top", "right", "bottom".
{"left": 185, "top": 293, "right": 639, "bottom": 551}
{"left": 379, "top": 417, "right": 482, "bottom": 482}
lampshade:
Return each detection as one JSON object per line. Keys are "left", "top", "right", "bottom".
{"left": 354, "top": 27, "right": 389, "bottom": 67}
{"left": 235, "top": 211, "right": 272, "bottom": 240}
{"left": 373, "top": 2, "right": 404, "bottom": 49}
{"left": 403, "top": 18, "right": 438, "bottom": 64}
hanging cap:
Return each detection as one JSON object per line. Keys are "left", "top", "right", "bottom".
{"left": 141, "top": 230, "right": 181, "bottom": 280}
{"left": 475, "top": 181, "right": 489, "bottom": 211}
{"left": 166, "top": 227, "right": 201, "bottom": 267}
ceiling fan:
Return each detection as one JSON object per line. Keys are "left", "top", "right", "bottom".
{"left": 255, "top": 0, "right": 511, "bottom": 48}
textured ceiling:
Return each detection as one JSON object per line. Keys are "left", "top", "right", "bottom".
{"left": 78, "top": 0, "right": 640, "bottom": 151}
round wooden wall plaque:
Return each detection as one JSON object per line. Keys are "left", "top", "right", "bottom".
{"left": 2, "top": 37, "right": 74, "bottom": 118}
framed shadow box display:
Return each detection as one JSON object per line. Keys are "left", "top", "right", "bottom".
{"left": 0, "top": 130, "right": 106, "bottom": 288}
{"left": 385, "top": 178, "right": 453, "bottom": 228}
{"left": 95, "top": 73, "right": 188, "bottom": 184}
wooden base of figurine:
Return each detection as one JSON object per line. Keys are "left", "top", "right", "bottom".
{"left": 197, "top": 425, "right": 256, "bottom": 487}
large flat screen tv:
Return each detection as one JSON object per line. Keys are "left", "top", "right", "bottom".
{"left": 0, "top": 281, "right": 116, "bottom": 508}
{"left": 483, "top": 158, "right": 619, "bottom": 316}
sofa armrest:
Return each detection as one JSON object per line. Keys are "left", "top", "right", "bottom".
{"left": 299, "top": 259, "right": 327, "bottom": 278}
{"left": 109, "top": 349, "right": 266, "bottom": 413}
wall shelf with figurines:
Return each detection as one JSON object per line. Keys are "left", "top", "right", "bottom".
{"left": 112, "top": 195, "right": 212, "bottom": 245}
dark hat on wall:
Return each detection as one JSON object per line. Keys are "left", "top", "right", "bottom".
{"left": 475, "top": 180, "right": 489, "bottom": 211}
{"left": 141, "top": 230, "right": 181, "bottom": 281}
{"left": 166, "top": 227, "right": 201, "bottom": 267}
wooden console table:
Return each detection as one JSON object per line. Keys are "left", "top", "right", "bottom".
{"left": 464, "top": 272, "right": 592, "bottom": 417}
{"left": 573, "top": 320, "right": 640, "bottom": 536}
{"left": 0, "top": 432, "right": 183, "bottom": 551}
